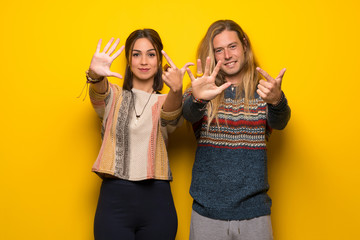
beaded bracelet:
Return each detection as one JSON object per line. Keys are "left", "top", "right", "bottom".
{"left": 85, "top": 70, "right": 104, "bottom": 83}
{"left": 77, "top": 71, "right": 104, "bottom": 101}
{"left": 192, "top": 95, "right": 209, "bottom": 104}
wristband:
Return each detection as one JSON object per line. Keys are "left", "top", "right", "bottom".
{"left": 86, "top": 70, "right": 104, "bottom": 83}
{"left": 272, "top": 91, "right": 284, "bottom": 107}
{"left": 192, "top": 95, "right": 209, "bottom": 104}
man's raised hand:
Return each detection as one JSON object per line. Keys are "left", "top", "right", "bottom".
{"left": 256, "top": 67, "right": 286, "bottom": 105}
{"left": 186, "top": 57, "right": 231, "bottom": 101}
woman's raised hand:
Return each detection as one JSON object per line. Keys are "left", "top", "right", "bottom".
{"left": 88, "top": 38, "right": 124, "bottom": 79}
{"left": 186, "top": 57, "right": 231, "bottom": 101}
{"left": 162, "top": 50, "right": 194, "bottom": 93}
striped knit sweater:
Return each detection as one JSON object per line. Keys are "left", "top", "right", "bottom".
{"left": 182, "top": 86, "right": 291, "bottom": 220}
{"left": 89, "top": 82, "right": 182, "bottom": 181}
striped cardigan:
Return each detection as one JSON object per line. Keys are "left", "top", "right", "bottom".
{"left": 89, "top": 82, "right": 182, "bottom": 181}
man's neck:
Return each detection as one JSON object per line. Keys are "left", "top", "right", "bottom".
{"left": 225, "top": 71, "right": 244, "bottom": 86}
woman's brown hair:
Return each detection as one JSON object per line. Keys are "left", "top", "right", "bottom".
{"left": 123, "top": 29, "right": 164, "bottom": 91}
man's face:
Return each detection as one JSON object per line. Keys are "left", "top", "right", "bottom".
{"left": 213, "top": 30, "right": 246, "bottom": 78}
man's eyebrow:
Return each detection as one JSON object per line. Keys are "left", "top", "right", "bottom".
{"left": 214, "top": 42, "right": 238, "bottom": 49}
{"left": 228, "top": 42, "right": 238, "bottom": 46}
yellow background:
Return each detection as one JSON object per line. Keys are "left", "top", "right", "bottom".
{"left": 1, "top": 0, "right": 359, "bottom": 239}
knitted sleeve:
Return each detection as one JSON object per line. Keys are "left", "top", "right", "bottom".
{"left": 89, "top": 81, "right": 111, "bottom": 120}
{"left": 182, "top": 87, "right": 208, "bottom": 123}
{"left": 267, "top": 91, "right": 291, "bottom": 130}
{"left": 160, "top": 104, "right": 183, "bottom": 134}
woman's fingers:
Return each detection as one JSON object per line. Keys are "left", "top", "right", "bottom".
{"left": 103, "top": 38, "right": 114, "bottom": 53}
{"left": 111, "top": 45, "right": 124, "bottom": 60}
{"left": 109, "top": 71, "right": 123, "bottom": 79}
{"left": 96, "top": 39, "right": 102, "bottom": 53}
{"left": 161, "top": 50, "right": 176, "bottom": 68}
{"left": 186, "top": 68, "right": 196, "bottom": 82}
{"left": 181, "top": 62, "right": 195, "bottom": 73}
{"left": 107, "top": 38, "right": 120, "bottom": 55}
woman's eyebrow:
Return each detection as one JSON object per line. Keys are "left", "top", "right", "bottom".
{"left": 132, "top": 48, "right": 156, "bottom": 52}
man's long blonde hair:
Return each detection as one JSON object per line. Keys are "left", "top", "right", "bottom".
{"left": 197, "top": 20, "right": 261, "bottom": 125}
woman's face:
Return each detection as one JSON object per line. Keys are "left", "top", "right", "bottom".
{"left": 130, "top": 38, "right": 159, "bottom": 83}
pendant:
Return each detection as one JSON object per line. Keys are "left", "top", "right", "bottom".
{"left": 135, "top": 116, "right": 140, "bottom": 126}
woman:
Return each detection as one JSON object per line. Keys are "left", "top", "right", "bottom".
{"left": 86, "top": 29, "right": 193, "bottom": 240}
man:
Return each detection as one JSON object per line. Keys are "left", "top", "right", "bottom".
{"left": 182, "top": 20, "right": 291, "bottom": 240}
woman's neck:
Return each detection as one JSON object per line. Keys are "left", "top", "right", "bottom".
{"left": 132, "top": 78, "right": 154, "bottom": 93}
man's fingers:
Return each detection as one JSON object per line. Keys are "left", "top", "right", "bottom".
{"left": 186, "top": 68, "right": 196, "bottom": 82}
{"left": 161, "top": 50, "right": 176, "bottom": 68}
{"left": 256, "top": 67, "right": 274, "bottom": 82}
{"left": 257, "top": 83, "right": 269, "bottom": 94}
{"left": 204, "top": 57, "right": 211, "bottom": 76}
{"left": 197, "top": 59, "right": 203, "bottom": 75}
{"left": 277, "top": 68, "right": 287, "bottom": 81}
{"left": 217, "top": 82, "right": 232, "bottom": 93}
{"left": 256, "top": 89, "right": 266, "bottom": 99}
{"left": 211, "top": 60, "right": 222, "bottom": 78}
{"left": 103, "top": 38, "right": 114, "bottom": 53}
{"left": 258, "top": 79, "right": 272, "bottom": 89}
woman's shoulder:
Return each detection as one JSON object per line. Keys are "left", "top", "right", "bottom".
{"left": 108, "top": 82, "right": 123, "bottom": 92}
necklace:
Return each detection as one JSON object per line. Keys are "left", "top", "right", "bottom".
{"left": 130, "top": 89, "right": 155, "bottom": 119}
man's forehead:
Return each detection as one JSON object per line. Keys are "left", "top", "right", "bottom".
{"left": 213, "top": 30, "right": 241, "bottom": 48}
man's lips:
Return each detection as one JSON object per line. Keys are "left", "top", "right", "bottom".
{"left": 224, "top": 61, "right": 237, "bottom": 67}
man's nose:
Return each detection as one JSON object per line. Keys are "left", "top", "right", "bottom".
{"left": 224, "top": 48, "right": 231, "bottom": 60}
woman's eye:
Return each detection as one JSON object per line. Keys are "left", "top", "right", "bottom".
{"left": 132, "top": 53, "right": 140, "bottom": 57}
{"left": 148, "top": 53, "right": 156, "bottom": 57}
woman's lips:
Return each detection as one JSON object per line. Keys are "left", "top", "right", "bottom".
{"left": 139, "top": 68, "right": 150, "bottom": 72}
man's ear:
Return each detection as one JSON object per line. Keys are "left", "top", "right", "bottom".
{"left": 243, "top": 37, "right": 248, "bottom": 52}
